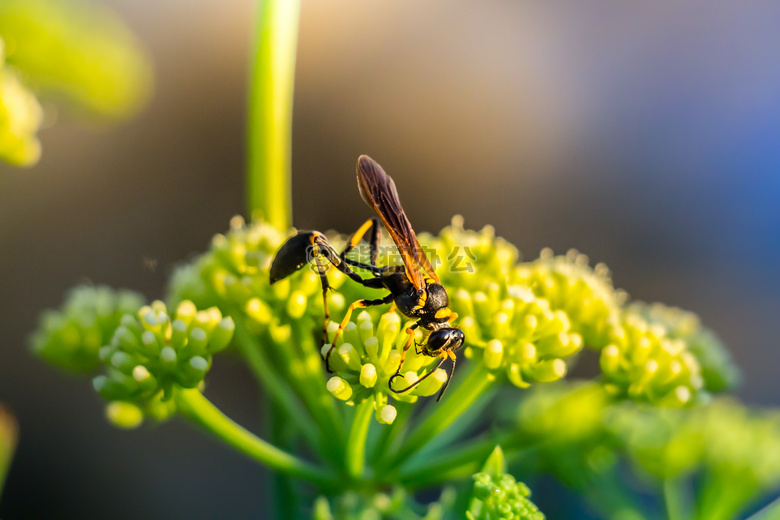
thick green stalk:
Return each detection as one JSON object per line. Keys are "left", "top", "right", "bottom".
{"left": 175, "top": 388, "right": 334, "bottom": 485}
{"left": 387, "top": 363, "right": 496, "bottom": 468}
{"left": 269, "top": 399, "right": 300, "bottom": 519}
{"left": 246, "top": 0, "right": 300, "bottom": 229}
{"left": 345, "top": 399, "right": 374, "bottom": 480}
{"left": 398, "top": 432, "right": 523, "bottom": 488}
{"left": 370, "top": 401, "right": 412, "bottom": 464}
{"left": 664, "top": 477, "right": 692, "bottom": 520}
{"left": 233, "top": 320, "right": 322, "bottom": 452}
{"left": 747, "top": 495, "right": 780, "bottom": 520}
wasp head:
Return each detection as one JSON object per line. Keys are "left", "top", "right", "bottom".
{"left": 424, "top": 327, "right": 464, "bottom": 356}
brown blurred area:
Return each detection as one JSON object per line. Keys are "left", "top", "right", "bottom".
{"left": 2, "top": 1, "right": 780, "bottom": 518}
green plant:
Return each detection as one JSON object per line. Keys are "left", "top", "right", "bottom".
{"left": 27, "top": 1, "right": 780, "bottom": 518}
{"left": 0, "top": 0, "right": 151, "bottom": 166}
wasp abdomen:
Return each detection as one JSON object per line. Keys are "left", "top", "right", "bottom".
{"left": 270, "top": 231, "right": 332, "bottom": 284}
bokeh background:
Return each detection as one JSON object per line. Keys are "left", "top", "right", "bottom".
{"left": 2, "top": 0, "right": 780, "bottom": 518}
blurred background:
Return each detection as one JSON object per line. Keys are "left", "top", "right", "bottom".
{"left": 1, "top": 0, "right": 780, "bottom": 518}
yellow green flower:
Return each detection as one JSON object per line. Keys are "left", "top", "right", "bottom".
{"left": 32, "top": 285, "right": 144, "bottom": 372}
{"left": 627, "top": 301, "right": 739, "bottom": 392}
{"left": 600, "top": 308, "right": 704, "bottom": 407}
{"left": 0, "top": 37, "right": 42, "bottom": 166}
{"left": 0, "top": 0, "right": 152, "bottom": 119}
{"left": 93, "top": 300, "right": 234, "bottom": 424}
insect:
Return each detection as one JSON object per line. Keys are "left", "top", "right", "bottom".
{"left": 269, "top": 155, "right": 464, "bottom": 401}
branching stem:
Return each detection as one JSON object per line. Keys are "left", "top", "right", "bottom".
{"left": 175, "top": 389, "right": 335, "bottom": 485}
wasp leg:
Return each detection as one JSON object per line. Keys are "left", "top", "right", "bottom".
{"left": 340, "top": 218, "right": 380, "bottom": 271}
{"left": 389, "top": 355, "right": 448, "bottom": 395}
{"left": 325, "top": 294, "right": 394, "bottom": 372}
{"left": 314, "top": 254, "right": 331, "bottom": 346}
{"left": 436, "top": 352, "right": 458, "bottom": 402}
{"left": 388, "top": 323, "right": 419, "bottom": 389}
{"left": 314, "top": 237, "right": 384, "bottom": 289}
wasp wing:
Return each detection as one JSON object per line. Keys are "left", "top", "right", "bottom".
{"left": 356, "top": 155, "right": 440, "bottom": 291}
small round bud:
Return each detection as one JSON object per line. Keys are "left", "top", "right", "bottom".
{"left": 359, "top": 363, "right": 378, "bottom": 388}
{"left": 105, "top": 402, "right": 143, "bottom": 429}
{"left": 326, "top": 377, "right": 353, "bottom": 401}
{"left": 377, "top": 405, "right": 397, "bottom": 425}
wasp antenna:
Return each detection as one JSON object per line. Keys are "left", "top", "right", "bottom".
{"left": 389, "top": 357, "right": 447, "bottom": 395}
{"left": 436, "top": 355, "right": 457, "bottom": 402}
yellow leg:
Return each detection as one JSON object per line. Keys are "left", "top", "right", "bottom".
{"left": 396, "top": 327, "right": 417, "bottom": 371}
{"left": 388, "top": 326, "right": 418, "bottom": 390}
{"left": 349, "top": 219, "right": 375, "bottom": 248}
{"left": 448, "top": 312, "right": 458, "bottom": 324}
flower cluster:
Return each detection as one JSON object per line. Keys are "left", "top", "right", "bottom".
{"left": 170, "top": 216, "right": 732, "bottom": 410}
{"left": 467, "top": 446, "right": 545, "bottom": 520}
{"left": 429, "top": 219, "right": 585, "bottom": 388}
{"left": 324, "top": 311, "right": 448, "bottom": 423}
{"left": 607, "top": 399, "right": 780, "bottom": 487}
{"left": 510, "top": 249, "right": 624, "bottom": 350}
{"left": 93, "top": 300, "right": 234, "bottom": 424}
{"left": 469, "top": 474, "right": 544, "bottom": 520}
{"left": 312, "top": 487, "right": 455, "bottom": 520}
{"left": 510, "top": 381, "right": 780, "bottom": 519}
{"left": 32, "top": 285, "right": 145, "bottom": 372}
{"left": 627, "top": 301, "right": 739, "bottom": 392}
{"left": 0, "top": 0, "right": 152, "bottom": 119}
{"left": 600, "top": 308, "right": 704, "bottom": 407}
{"left": 0, "top": 37, "right": 42, "bottom": 166}
{"left": 170, "top": 217, "right": 450, "bottom": 424}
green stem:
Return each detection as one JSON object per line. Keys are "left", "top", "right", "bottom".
{"left": 233, "top": 320, "right": 322, "bottom": 452}
{"left": 247, "top": 0, "right": 300, "bottom": 229}
{"left": 746, "top": 495, "right": 780, "bottom": 520}
{"left": 345, "top": 399, "right": 374, "bottom": 480}
{"left": 664, "top": 477, "right": 691, "bottom": 520}
{"left": 387, "top": 363, "right": 496, "bottom": 469}
{"left": 269, "top": 398, "right": 300, "bottom": 519}
{"left": 370, "top": 401, "right": 412, "bottom": 464}
{"left": 175, "top": 388, "right": 335, "bottom": 485}
{"left": 398, "top": 431, "right": 526, "bottom": 488}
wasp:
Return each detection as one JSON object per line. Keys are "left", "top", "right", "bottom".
{"left": 269, "top": 155, "right": 464, "bottom": 401}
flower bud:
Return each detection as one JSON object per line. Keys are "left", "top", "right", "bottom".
{"left": 326, "top": 376, "right": 353, "bottom": 401}
{"left": 360, "top": 363, "right": 378, "bottom": 388}
{"left": 105, "top": 402, "right": 144, "bottom": 429}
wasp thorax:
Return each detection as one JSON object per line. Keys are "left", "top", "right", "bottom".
{"left": 423, "top": 283, "right": 450, "bottom": 314}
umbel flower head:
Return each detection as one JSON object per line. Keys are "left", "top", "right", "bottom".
{"left": 607, "top": 398, "right": 780, "bottom": 488}
{"left": 429, "top": 219, "right": 585, "bottom": 388}
{"left": 93, "top": 300, "right": 234, "bottom": 423}
{"left": 599, "top": 306, "right": 705, "bottom": 407}
{"left": 324, "top": 310, "right": 449, "bottom": 424}
{"left": 32, "top": 285, "right": 145, "bottom": 372}
{"left": 0, "top": 0, "right": 152, "bottom": 119}
{"left": 627, "top": 301, "right": 739, "bottom": 392}
{"left": 468, "top": 446, "right": 545, "bottom": 520}
{"left": 313, "top": 486, "right": 456, "bottom": 520}
{"left": 511, "top": 248, "right": 624, "bottom": 350}
{"left": 0, "top": 37, "right": 42, "bottom": 167}
{"left": 170, "top": 215, "right": 732, "bottom": 413}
